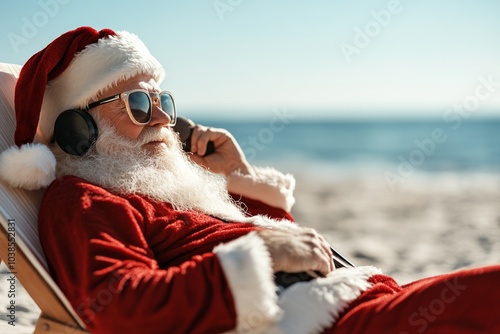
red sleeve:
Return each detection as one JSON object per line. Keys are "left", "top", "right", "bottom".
{"left": 230, "top": 193, "right": 295, "bottom": 221}
{"left": 39, "top": 177, "right": 237, "bottom": 334}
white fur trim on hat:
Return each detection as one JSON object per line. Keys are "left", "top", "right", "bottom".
{"left": 37, "top": 30, "right": 165, "bottom": 144}
{"left": 0, "top": 143, "right": 56, "bottom": 190}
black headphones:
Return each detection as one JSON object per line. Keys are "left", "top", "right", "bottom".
{"left": 53, "top": 109, "right": 98, "bottom": 156}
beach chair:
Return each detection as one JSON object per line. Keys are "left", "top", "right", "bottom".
{"left": 0, "top": 62, "right": 89, "bottom": 334}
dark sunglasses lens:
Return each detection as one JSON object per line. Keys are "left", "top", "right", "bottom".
{"left": 128, "top": 92, "right": 151, "bottom": 123}
{"left": 160, "top": 93, "right": 175, "bottom": 119}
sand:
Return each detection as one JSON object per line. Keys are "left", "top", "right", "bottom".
{"left": 1, "top": 172, "right": 499, "bottom": 332}
{"left": 292, "top": 172, "right": 500, "bottom": 283}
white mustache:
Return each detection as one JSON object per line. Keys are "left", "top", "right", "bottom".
{"left": 137, "top": 127, "right": 178, "bottom": 147}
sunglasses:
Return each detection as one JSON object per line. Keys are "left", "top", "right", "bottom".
{"left": 86, "top": 89, "right": 176, "bottom": 126}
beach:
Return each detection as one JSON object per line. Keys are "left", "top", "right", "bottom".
{"left": 1, "top": 170, "right": 499, "bottom": 333}
{"left": 292, "top": 172, "right": 500, "bottom": 284}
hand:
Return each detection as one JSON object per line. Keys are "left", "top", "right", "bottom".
{"left": 256, "top": 228, "right": 335, "bottom": 276}
{"left": 188, "top": 125, "right": 255, "bottom": 177}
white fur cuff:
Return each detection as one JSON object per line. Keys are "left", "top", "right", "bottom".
{"left": 275, "top": 266, "right": 382, "bottom": 334}
{"left": 214, "top": 232, "right": 282, "bottom": 333}
{"left": 227, "top": 166, "right": 295, "bottom": 212}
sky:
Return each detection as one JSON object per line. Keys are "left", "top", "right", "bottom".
{"left": 1, "top": 0, "right": 500, "bottom": 119}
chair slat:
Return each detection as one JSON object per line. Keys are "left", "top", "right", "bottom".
{"left": 0, "top": 62, "right": 88, "bottom": 332}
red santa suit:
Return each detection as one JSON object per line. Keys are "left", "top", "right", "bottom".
{"left": 38, "top": 169, "right": 500, "bottom": 334}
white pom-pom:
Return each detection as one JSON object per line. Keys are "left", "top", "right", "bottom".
{"left": 0, "top": 143, "right": 56, "bottom": 190}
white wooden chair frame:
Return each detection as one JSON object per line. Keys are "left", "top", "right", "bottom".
{"left": 0, "top": 62, "right": 89, "bottom": 334}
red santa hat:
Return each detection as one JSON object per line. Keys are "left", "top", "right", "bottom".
{"left": 0, "top": 26, "right": 165, "bottom": 190}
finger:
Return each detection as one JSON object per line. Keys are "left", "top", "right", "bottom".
{"left": 307, "top": 235, "right": 333, "bottom": 275}
{"left": 189, "top": 129, "right": 199, "bottom": 154}
{"left": 306, "top": 229, "right": 334, "bottom": 273}
{"left": 190, "top": 126, "right": 206, "bottom": 154}
{"left": 305, "top": 270, "right": 320, "bottom": 278}
{"left": 321, "top": 245, "right": 334, "bottom": 273}
{"left": 196, "top": 130, "right": 212, "bottom": 156}
{"left": 313, "top": 247, "right": 332, "bottom": 276}
{"left": 318, "top": 235, "right": 335, "bottom": 272}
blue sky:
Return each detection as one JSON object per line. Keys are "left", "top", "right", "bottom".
{"left": 1, "top": 0, "right": 500, "bottom": 119}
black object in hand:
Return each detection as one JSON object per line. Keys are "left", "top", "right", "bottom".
{"left": 274, "top": 247, "right": 355, "bottom": 292}
{"left": 274, "top": 271, "right": 316, "bottom": 289}
{"left": 331, "top": 247, "right": 356, "bottom": 269}
{"left": 173, "top": 117, "right": 215, "bottom": 156}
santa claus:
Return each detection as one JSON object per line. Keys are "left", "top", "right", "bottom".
{"left": 0, "top": 26, "right": 499, "bottom": 334}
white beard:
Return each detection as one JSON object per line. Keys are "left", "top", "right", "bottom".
{"left": 55, "top": 122, "right": 247, "bottom": 221}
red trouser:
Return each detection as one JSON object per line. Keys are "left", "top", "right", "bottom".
{"left": 329, "top": 265, "right": 500, "bottom": 334}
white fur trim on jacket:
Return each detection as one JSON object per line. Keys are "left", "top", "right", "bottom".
{"left": 214, "top": 232, "right": 282, "bottom": 333}
{"left": 0, "top": 143, "right": 56, "bottom": 189}
{"left": 215, "top": 233, "right": 381, "bottom": 334}
{"left": 243, "top": 215, "right": 299, "bottom": 231}
{"left": 272, "top": 266, "right": 382, "bottom": 334}
{"left": 37, "top": 31, "right": 165, "bottom": 144}
{"left": 227, "top": 166, "right": 295, "bottom": 212}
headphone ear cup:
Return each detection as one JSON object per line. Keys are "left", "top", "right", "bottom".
{"left": 54, "top": 110, "right": 98, "bottom": 156}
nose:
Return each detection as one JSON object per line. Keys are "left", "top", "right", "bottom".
{"left": 148, "top": 96, "right": 172, "bottom": 127}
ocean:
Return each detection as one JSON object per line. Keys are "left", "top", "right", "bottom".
{"left": 196, "top": 117, "right": 500, "bottom": 179}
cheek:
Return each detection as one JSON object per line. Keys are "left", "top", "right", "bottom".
{"left": 106, "top": 116, "right": 144, "bottom": 141}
